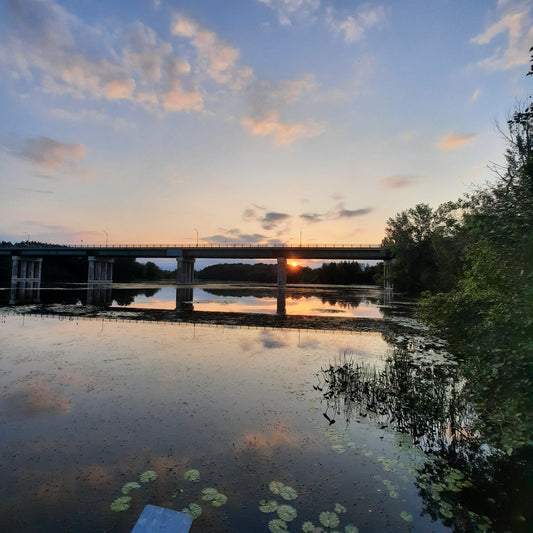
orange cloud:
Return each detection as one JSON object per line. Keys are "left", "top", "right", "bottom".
{"left": 439, "top": 132, "right": 475, "bottom": 150}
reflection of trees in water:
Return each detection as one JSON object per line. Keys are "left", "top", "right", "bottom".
{"left": 203, "top": 287, "right": 383, "bottom": 310}
{"left": 316, "top": 351, "right": 473, "bottom": 453}
{"left": 112, "top": 287, "right": 160, "bottom": 306}
{"left": 316, "top": 350, "right": 533, "bottom": 531}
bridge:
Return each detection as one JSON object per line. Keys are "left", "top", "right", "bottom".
{"left": 1, "top": 243, "right": 392, "bottom": 292}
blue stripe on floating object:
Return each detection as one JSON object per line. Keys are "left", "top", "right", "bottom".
{"left": 131, "top": 505, "right": 193, "bottom": 532}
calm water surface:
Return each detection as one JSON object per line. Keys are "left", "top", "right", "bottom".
{"left": 0, "top": 283, "right": 529, "bottom": 532}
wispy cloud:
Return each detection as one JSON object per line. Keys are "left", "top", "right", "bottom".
{"left": 205, "top": 230, "right": 267, "bottom": 244}
{"left": 299, "top": 203, "right": 372, "bottom": 223}
{"left": 439, "top": 132, "right": 475, "bottom": 150}
{"left": 172, "top": 13, "right": 253, "bottom": 89}
{"left": 380, "top": 175, "right": 418, "bottom": 188}
{"left": 258, "top": 0, "right": 320, "bottom": 26}
{"left": 471, "top": 0, "right": 533, "bottom": 70}
{"left": 0, "top": 0, "right": 203, "bottom": 112}
{"left": 326, "top": 5, "right": 385, "bottom": 43}
{"left": 242, "top": 206, "right": 292, "bottom": 231}
{"left": 242, "top": 110, "right": 322, "bottom": 145}
{"left": 5, "top": 136, "right": 85, "bottom": 170}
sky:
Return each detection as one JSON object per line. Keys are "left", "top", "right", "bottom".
{"left": 0, "top": 0, "right": 532, "bottom": 248}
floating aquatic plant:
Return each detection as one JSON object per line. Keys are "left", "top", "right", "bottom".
{"left": 201, "top": 488, "right": 219, "bottom": 500}
{"left": 121, "top": 481, "right": 141, "bottom": 494}
{"left": 302, "top": 521, "right": 315, "bottom": 532}
{"left": 277, "top": 504, "right": 297, "bottom": 522}
{"left": 139, "top": 470, "right": 157, "bottom": 483}
{"left": 269, "top": 481, "right": 285, "bottom": 494}
{"left": 182, "top": 503, "right": 202, "bottom": 519}
{"left": 259, "top": 500, "right": 279, "bottom": 513}
{"left": 400, "top": 511, "right": 413, "bottom": 522}
{"left": 200, "top": 487, "right": 227, "bottom": 507}
{"left": 335, "top": 503, "right": 346, "bottom": 514}
{"left": 110, "top": 496, "right": 131, "bottom": 512}
{"left": 184, "top": 469, "right": 200, "bottom": 482}
{"left": 345, "top": 524, "right": 359, "bottom": 532}
{"left": 280, "top": 485, "right": 298, "bottom": 501}
{"left": 211, "top": 493, "right": 228, "bottom": 507}
{"left": 268, "top": 518, "right": 288, "bottom": 532}
{"left": 319, "top": 511, "right": 340, "bottom": 528}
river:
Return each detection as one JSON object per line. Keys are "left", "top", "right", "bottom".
{"left": 0, "top": 282, "right": 529, "bottom": 532}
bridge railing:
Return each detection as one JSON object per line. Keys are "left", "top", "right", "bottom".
{"left": 38, "top": 243, "right": 384, "bottom": 249}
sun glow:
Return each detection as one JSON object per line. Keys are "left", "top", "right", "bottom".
{"left": 291, "top": 261, "right": 298, "bottom": 267}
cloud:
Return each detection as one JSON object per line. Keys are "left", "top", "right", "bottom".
{"left": 0, "top": 0, "right": 203, "bottom": 113}
{"left": 258, "top": 0, "right": 320, "bottom": 26}
{"left": 241, "top": 206, "right": 292, "bottom": 231}
{"left": 326, "top": 5, "right": 385, "bottom": 43}
{"left": 205, "top": 231, "right": 267, "bottom": 244}
{"left": 299, "top": 213, "right": 323, "bottom": 223}
{"left": 380, "top": 175, "right": 418, "bottom": 188}
{"left": 6, "top": 136, "right": 85, "bottom": 169}
{"left": 242, "top": 110, "right": 322, "bottom": 145}
{"left": 439, "top": 132, "right": 475, "bottom": 150}
{"left": 171, "top": 13, "right": 253, "bottom": 89}
{"left": 471, "top": 0, "right": 533, "bottom": 70}
{"left": 337, "top": 207, "right": 372, "bottom": 218}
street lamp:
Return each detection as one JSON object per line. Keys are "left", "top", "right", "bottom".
{"left": 194, "top": 227, "right": 199, "bottom": 247}
{"left": 103, "top": 230, "right": 108, "bottom": 246}
{"left": 300, "top": 227, "right": 302, "bottom": 247}
{"left": 25, "top": 232, "right": 30, "bottom": 243}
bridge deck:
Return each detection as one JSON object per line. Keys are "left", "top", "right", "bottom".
{"left": 0, "top": 244, "right": 390, "bottom": 260}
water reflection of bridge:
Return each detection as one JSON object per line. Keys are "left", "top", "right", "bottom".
{"left": 4, "top": 283, "right": 397, "bottom": 333}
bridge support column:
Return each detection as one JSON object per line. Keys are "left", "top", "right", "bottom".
{"left": 176, "top": 258, "right": 195, "bottom": 284}
{"left": 277, "top": 257, "right": 287, "bottom": 289}
{"left": 11, "top": 256, "right": 43, "bottom": 283}
{"left": 383, "top": 260, "right": 393, "bottom": 290}
{"left": 88, "top": 256, "right": 114, "bottom": 283}
{"left": 176, "top": 287, "right": 194, "bottom": 314}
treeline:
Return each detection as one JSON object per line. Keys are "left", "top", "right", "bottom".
{"left": 196, "top": 261, "right": 382, "bottom": 285}
{"left": 0, "top": 247, "right": 172, "bottom": 282}
{"left": 383, "top": 62, "right": 532, "bottom": 458}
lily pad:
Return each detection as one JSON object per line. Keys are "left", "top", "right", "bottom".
{"left": 335, "top": 503, "right": 347, "bottom": 514}
{"left": 280, "top": 485, "right": 298, "bottom": 501}
{"left": 345, "top": 525, "right": 359, "bottom": 533}
{"left": 259, "top": 500, "right": 279, "bottom": 513}
{"left": 269, "top": 481, "right": 285, "bottom": 495}
{"left": 302, "top": 522, "right": 315, "bottom": 532}
{"left": 277, "top": 504, "right": 297, "bottom": 522}
{"left": 121, "top": 481, "right": 141, "bottom": 494}
{"left": 268, "top": 518, "right": 288, "bottom": 532}
{"left": 319, "top": 511, "right": 340, "bottom": 528}
{"left": 110, "top": 496, "right": 131, "bottom": 512}
{"left": 400, "top": 511, "right": 413, "bottom": 522}
{"left": 212, "top": 493, "right": 228, "bottom": 507}
{"left": 182, "top": 503, "right": 202, "bottom": 519}
{"left": 184, "top": 469, "right": 200, "bottom": 482}
{"left": 201, "top": 488, "right": 219, "bottom": 501}
{"left": 139, "top": 470, "right": 157, "bottom": 483}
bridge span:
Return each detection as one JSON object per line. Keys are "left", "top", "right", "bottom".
{"left": 1, "top": 244, "right": 392, "bottom": 289}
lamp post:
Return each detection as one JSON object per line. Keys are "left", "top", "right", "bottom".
{"left": 25, "top": 232, "right": 30, "bottom": 243}
{"left": 103, "top": 230, "right": 108, "bottom": 246}
{"left": 300, "top": 227, "right": 302, "bottom": 247}
{"left": 194, "top": 228, "right": 199, "bottom": 247}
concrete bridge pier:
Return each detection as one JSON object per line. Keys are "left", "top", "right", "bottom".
{"left": 87, "top": 282, "right": 113, "bottom": 306}
{"left": 11, "top": 256, "right": 43, "bottom": 283}
{"left": 88, "top": 257, "right": 114, "bottom": 283}
{"left": 277, "top": 258, "right": 287, "bottom": 316}
{"left": 176, "top": 258, "right": 195, "bottom": 284}
{"left": 176, "top": 287, "right": 194, "bottom": 314}
{"left": 383, "top": 260, "right": 393, "bottom": 290}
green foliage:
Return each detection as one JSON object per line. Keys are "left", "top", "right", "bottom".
{"left": 259, "top": 500, "right": 279, "bottom": 513}
{"left": 277, "top": 504, "right": 297, "bottom": 522}
{"left": 182, "top": 503, "right": 202, "bottom": 519}
{"left": 184, "top": 469, "right": 200, "bottom": 482}
{"left": 319, "top": 511, "right": 340, "bottom": 528}
{"left": 110, "top": 496, "right": 131, "bottom": 512}
{"left": 121, "top": 481, "right": 141, "bottom": 494}
{"left": 139, "top": 470, "right": 157, "bottom": 482}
